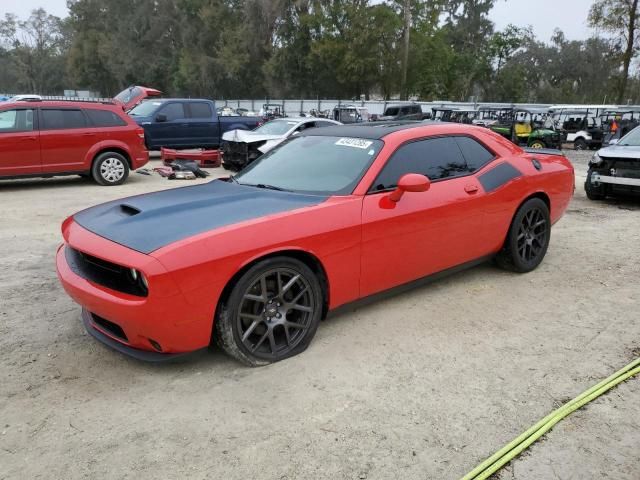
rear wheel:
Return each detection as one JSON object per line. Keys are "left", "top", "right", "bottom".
{"left": 585, "top": 169, "right": 606, "bottom": 200}
{"left": 214, "top": 257, "right": 323, "bottom": 366}
{"left": 91, "top": 152, "right": 129, "bottom": 186}
{"left": 529, "top": 140, "right": 545, "bottom": 149}
{"left": 496, "top": 198, "right": 551, "bottom": 273}
{"left": 574, "top": 138, "right": 587, "bottom": 150}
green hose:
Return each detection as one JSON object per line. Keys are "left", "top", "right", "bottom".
{"left": 461, "top": 357, "right": 640, "bottom": 480}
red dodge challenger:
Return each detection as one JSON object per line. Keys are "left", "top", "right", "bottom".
{"left": 56, "top": 122, "right": 574, "bottom": 365}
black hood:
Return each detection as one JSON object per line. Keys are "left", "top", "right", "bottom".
{"left": 74, "top": 180, "right": 327, "bottom": 254}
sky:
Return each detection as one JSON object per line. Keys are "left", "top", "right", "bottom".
{"left": 1, "top": 0, "right": 597, "bottom": 42}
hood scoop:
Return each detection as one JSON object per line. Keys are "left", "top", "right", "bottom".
{"left": 119, "top": 204, "right": 141, "bottom": 217}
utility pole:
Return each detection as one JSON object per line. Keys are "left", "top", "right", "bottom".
{"left": 401, "top": 0, "right": 411, "bottom": 100}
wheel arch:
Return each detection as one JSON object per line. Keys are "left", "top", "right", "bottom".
{"left": 214, "top": 249, "right": 331, "bottom": 336}
{"left": 501, "top": 191, "right": 551, "bottom": 248}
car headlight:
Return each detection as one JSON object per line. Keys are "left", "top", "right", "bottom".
{"left": 129, "top": 268, "right": 148, "bottom": 292}
{"left": 590, "top": 153, "right": 603, "bottom": 166}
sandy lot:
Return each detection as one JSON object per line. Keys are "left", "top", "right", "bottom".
{"left": 0, "top": 151, "right": 638, "bottom": 480}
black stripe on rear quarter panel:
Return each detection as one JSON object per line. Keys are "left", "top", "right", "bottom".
{"left": 479, "top": 162, "right": 522, "bottom": 193}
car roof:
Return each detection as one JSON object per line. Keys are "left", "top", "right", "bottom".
{"left": 300, "top": 121, "right": 423, "bottom": 139}
{"left": 1, "top": 99, "right": 117, "bottom": 109}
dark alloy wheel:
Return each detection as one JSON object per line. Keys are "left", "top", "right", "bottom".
{"left": 214, "top": 257, "right": 323, "bottom": 366}
{"left": 496, "top": 198, "right": 551, "bottom": 273}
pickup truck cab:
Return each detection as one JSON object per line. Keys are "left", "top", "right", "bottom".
{"left": 128, "top": 99, "right": 262, "bottom": 150}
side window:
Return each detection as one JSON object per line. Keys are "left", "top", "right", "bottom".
{"left": 85, "top": 109, "right": 127, "bottom": 127}
{"left": 455, "top": 136, "right": 494, "bottom": 172}
{"left": 315, "top": 121, "right": 336, "bottom": 128}
{"left": 41, "top": 109, "right": 86, "bottom": 130}
{"left": 159, "top": 103, "right": 186, "bottom": 121}
{"left": 371, "top": 137, "right": 468, "bottom": 191}
{"left": 0, "top": 109, "right": 34, "bottom": 132}
{"left": 188, "top": 102, "right": 212, "bottom": 119}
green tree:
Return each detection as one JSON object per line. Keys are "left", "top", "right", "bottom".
{"left": 589, "top": 0, "right": 640, "bottom": 103}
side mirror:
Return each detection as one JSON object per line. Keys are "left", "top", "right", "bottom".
{"left": 388, "top": 173, "right": 431, "bottom": 202}
{"left": 608, "top": 138, "right": 619, "bottom": 145}
{"left": 155, "top": 113, "right": 167, "bottom": 123}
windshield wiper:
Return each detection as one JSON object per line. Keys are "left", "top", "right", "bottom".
{"left": 244, "top": 183, "right": 289, "bottom": 192}
{"left": 256, "top": 183, "right": 288, "bottom": 191}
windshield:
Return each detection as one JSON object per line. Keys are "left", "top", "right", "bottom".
{"left": 254, "top": 120, "right": 299, "bottom": 135}
{"left": 129, "top": 100, "right": 163, "bottom": 117}
{"left": 618, "top": 126, "right": 640, "bottom": 146}
{"left": 234, "top": 135, "right": 384, "bottom": 195}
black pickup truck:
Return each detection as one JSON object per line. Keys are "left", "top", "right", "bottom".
{"left": 128, "top": 99, "right": 261, "bottom": 149}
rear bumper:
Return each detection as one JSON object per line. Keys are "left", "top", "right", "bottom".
{"left": 131, "top": 150, "right": 150, "bottom": 169}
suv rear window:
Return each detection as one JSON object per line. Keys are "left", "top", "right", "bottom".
{"left": 85, "top": 109, "right": 127, "bottom": 127}
{"left": 41, "top": 109, "right": 87, "bottom": 130}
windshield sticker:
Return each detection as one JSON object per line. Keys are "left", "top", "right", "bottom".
{"left": 335, "top": 138, "right": 373, "bottom": 149}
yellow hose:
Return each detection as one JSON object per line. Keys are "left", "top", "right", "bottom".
{"left": 461, "top": 357, "right": 640, "bottom": 480}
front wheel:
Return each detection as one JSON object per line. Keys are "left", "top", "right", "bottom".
{"left": 214, "top": 257, "right": 323, "bottom": 366}
{"left": 92, "top": 152, "right": 129, "bottom": 186}
{"left": 585, "top": 169, "right": 606, "bottom": 200}
{"left": 496, "top": 198, "right": 551, "bottom": 273}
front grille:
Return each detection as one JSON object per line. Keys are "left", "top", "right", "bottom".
{"left": 91, "top": 313, "right": 128, "bottom": 341}
{"left": 65, "top": 246, "right": 148, "bottom": 297}
{"left": 602, "top": 158, "right": 640, "bottom": 179}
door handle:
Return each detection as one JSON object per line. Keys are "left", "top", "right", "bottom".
{"left": 82, "top": 132, "right": 96, "bottom": 136}
{"left": 19, "top": 136, "right": 38, "bottom": 141}
{"left": 464, "top": 184, "right": 479, "bottom": 194}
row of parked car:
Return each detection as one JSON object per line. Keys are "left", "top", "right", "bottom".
{"left": 1, "top": 87, "right": 639, "bottom": 201}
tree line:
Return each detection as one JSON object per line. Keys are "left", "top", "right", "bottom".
{"left": 1, "top": 0, "right": 639, "bottom": 104}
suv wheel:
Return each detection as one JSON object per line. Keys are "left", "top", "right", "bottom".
{"left": 585, "top": 169, "right": 606, "bottom": 200}
{"left": 92, "top": 152, "right": 130, "bottom": 186}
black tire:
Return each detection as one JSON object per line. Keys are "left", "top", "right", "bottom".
{"left": 574, "top": 138, "right": 587, "bottom": 150}
{"left": 585, "top": 169, "right": 606, "bottom": 200}
{"left": 496, "top": 198, "right": 551, "bottom": 273}
{"left": 214, "top": 257, "right": 323, "bottom": 366}
{"left": 91, "top": 152, "right": 130, "bottom": 186}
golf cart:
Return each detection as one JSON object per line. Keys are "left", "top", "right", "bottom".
{"left": 432, "top": 107, "right": 478, "bottom": 124}
{"left": 549, "top": 105, "right": 615, "bottom": 150}
{"left": 332, "top": 105, "right": 370, "bottom": 124}
{"left": 472, "top": 107, "right": 513, "bottom": 127}
{"left": 599, "top": 109, "right": 640, "bottom": 147}
{"left": 490, "top": 108, "right": 561, "bottom": 150}
{"left": 261, "top": 103, "right": 287, "bottom": 121}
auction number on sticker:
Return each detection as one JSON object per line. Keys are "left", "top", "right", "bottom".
{"left": 335, "top": 138, "right": 373, "bottom": 149}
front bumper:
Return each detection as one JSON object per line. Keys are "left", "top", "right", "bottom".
{"left": 56, "top": 225, "right": 215, "bottom": 357}
{"left": 82, "top": 309, "right": 206, "bottom": 362}
{"left": 590, "top": 173, "right": 640, "bottom": 187}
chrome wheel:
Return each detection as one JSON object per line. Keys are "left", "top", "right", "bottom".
{"left": 236, "top": 267, "right": 315, "bottom": 360}
{"left": 100, "top": 157, "right": 126, "bottom": 183}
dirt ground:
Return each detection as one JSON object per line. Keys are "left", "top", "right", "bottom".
{"left": 0, "top": 151, "right": 638, "bottom": 480}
